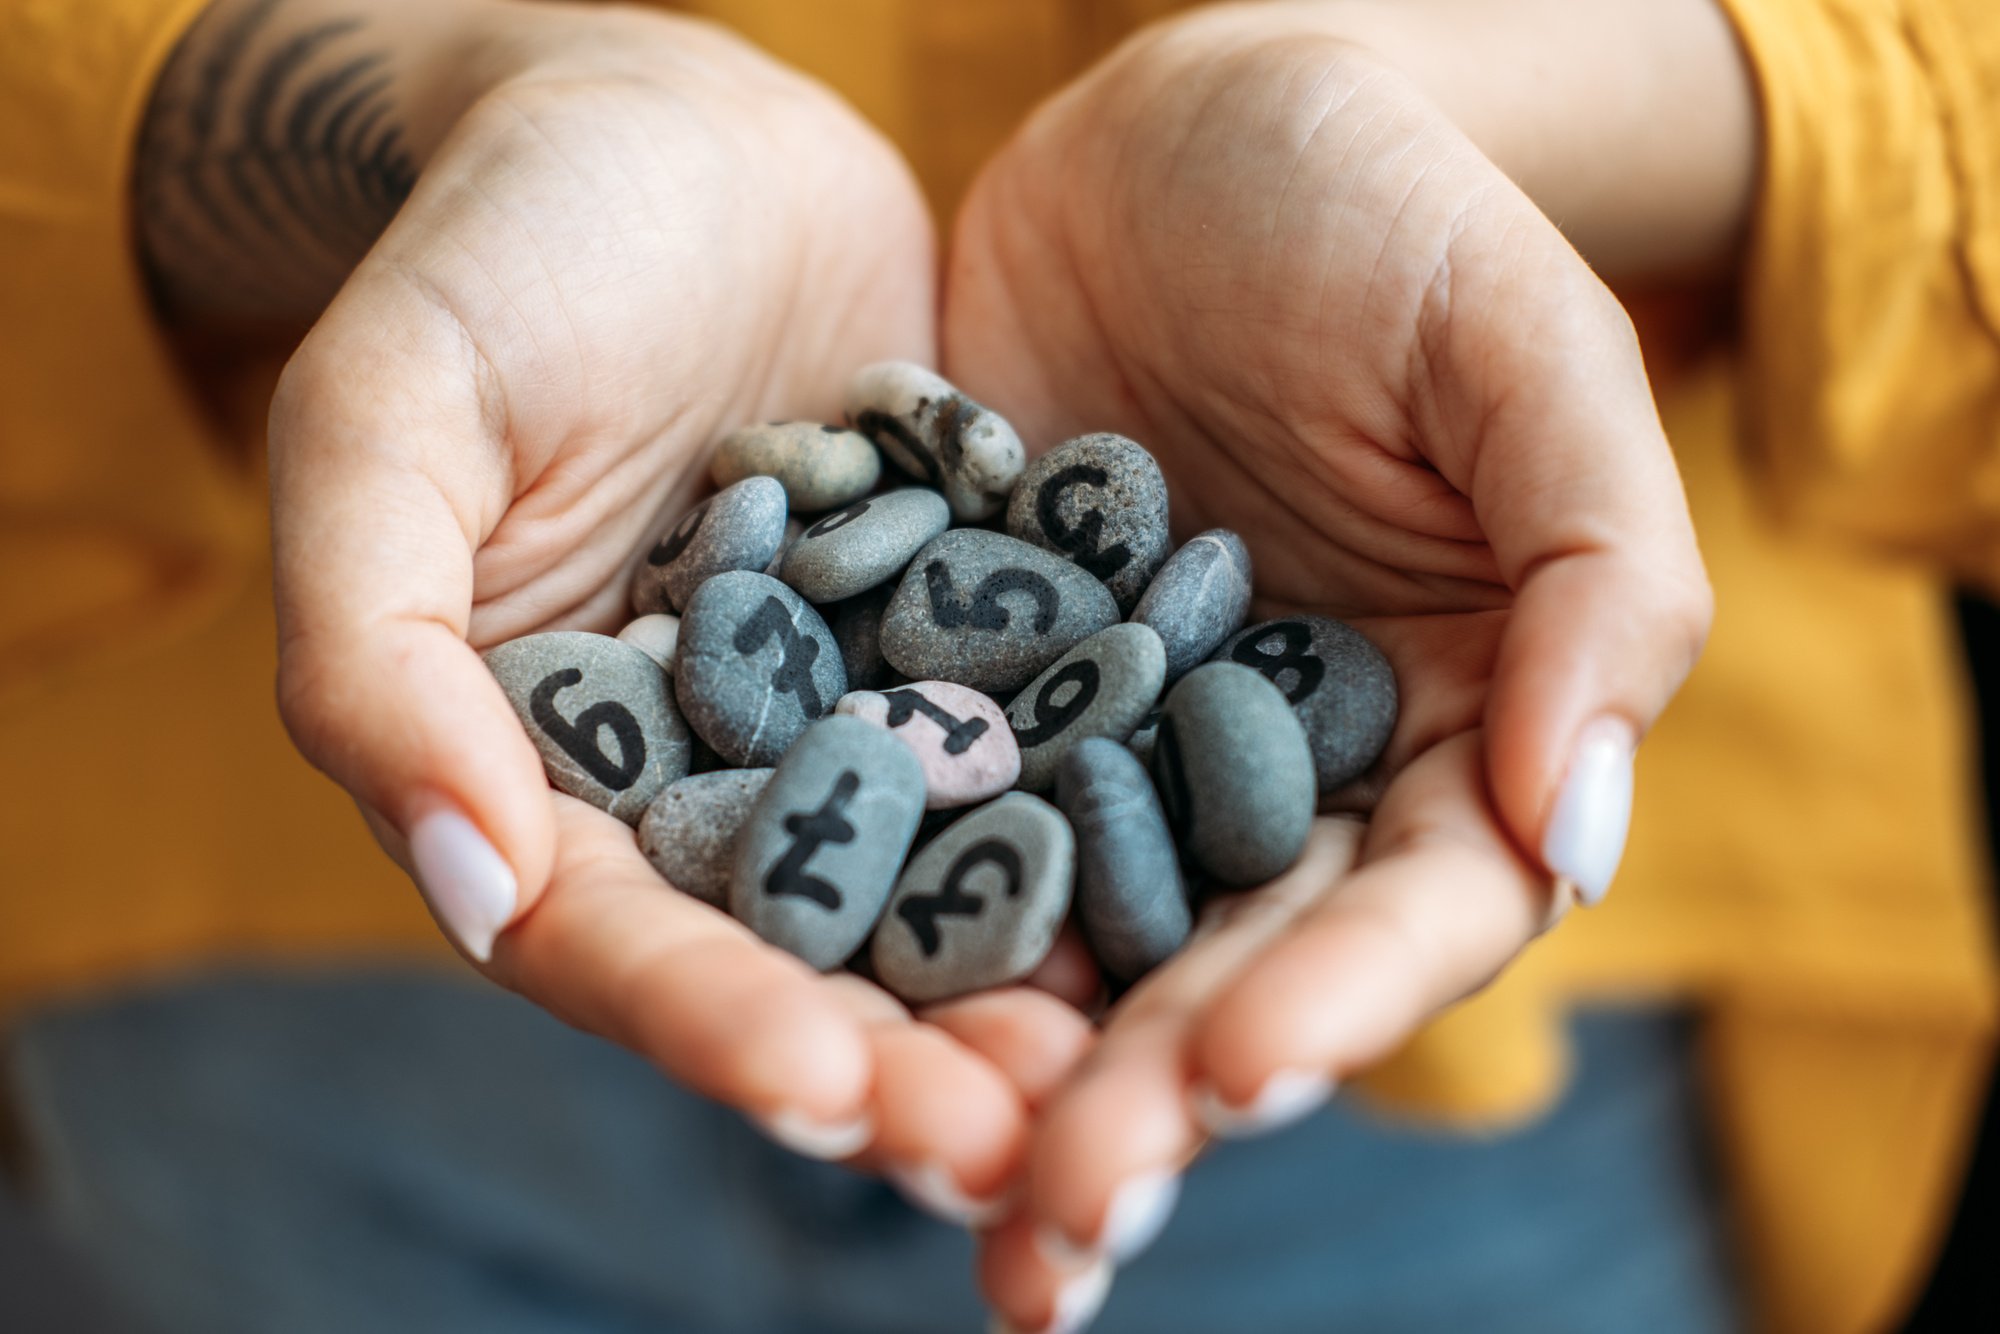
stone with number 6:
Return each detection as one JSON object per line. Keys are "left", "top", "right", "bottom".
{"left": 870, "top": 792, "right": 1075, "bottom": 1005}
{"left": 675, "top": 571, "right": 847, "bottom": 767}
{"left": 732, "top": 716, "right": 926, "bottom": 970}
{"left": 484, "top": 631, "right": 691, "bottom": 824}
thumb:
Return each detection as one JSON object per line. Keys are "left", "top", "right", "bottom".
{"left": 270, "top": 279, "right": 555, "bottom": 961}
{"left": 1425, "top": 231, "right": 1712, "bottom": 905}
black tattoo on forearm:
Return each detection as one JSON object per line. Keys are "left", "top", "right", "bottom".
{"left": 137, "top": 0, "right": 418, "bottom": 323}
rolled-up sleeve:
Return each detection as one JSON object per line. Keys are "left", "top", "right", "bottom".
{"left": 0, "top": 0, "right": 260, "bottom": 692}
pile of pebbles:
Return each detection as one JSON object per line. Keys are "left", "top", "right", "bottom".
{"left": 484, "top": 363, "right": 1398, "bottom": 1004}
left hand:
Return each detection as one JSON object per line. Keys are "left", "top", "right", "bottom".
{"left": 941, "top": 8, "right": 1723, "bottom": 1326}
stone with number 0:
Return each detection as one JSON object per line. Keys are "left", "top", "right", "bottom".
{"left": 870, "top": 791, "right": 1075, "bottom": 1004}
{"left": 732, "top": 716, "right": 926, "bottom": 970}
{"left": 484, "top": 631, "right": 691, "bottom": 824}
{"left": 675, "top": 571, "right": 848, "bottom": 767}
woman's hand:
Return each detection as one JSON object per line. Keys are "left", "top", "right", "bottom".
{"left": 139, "top": 0, "right": 1093, "bottom": 1200}
{"left": 944, "top": 1, "right": 1746, "bottom": 1323}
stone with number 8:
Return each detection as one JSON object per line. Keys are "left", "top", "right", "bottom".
{"left": 1211, "top": 616, "right": 1397, "bottom": 794}
{"left": 675, "top": 571, "right": 847, "bottom": 767}
{"left": 484, "top": 631, "right": 691, "bottom": 824}
{"left": 869, "top": 791, "right": 1075, "bottom": 1004}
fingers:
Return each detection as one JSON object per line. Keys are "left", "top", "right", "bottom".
{"left": 1191, "top": 731, "right": 1554, "bottom": 1108}
{"left": 494, "top": 795, "right": 876, "bottom": 1139}
{"left": 979, "top": 1213, "right": 1115, "bottom": 1334}
{"left": 923, "top": 989, "right": 1098, "bottom": 1112}
{"left": 270, "top": 275, "right": 554, "bottom": 960}
{"left": 1415, "top": 208, "right": 1712, "bottom": 901}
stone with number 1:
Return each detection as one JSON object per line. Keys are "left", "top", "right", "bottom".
{"left": 484, "top": 631, "right": 691, "bottom": 824}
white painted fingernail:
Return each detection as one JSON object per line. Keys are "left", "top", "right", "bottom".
{"left": 1541, "top": 717, "right": 1636, "bottom": 907}
{"left": 1049, "top": 1258, "right": 1114, "bottom": 1334}
{"left": 1190, "top": 1070, "right": 1334, "bottom": 1138}
{"left": 755, "top": 1107, "right": 874, "bottom": 1161}
{"left": 409, "top": 807, "right": 517, "bottom": 964}
{"left": 886, "top": 1160, "right": 1011, "bottom": 1229}
{"left": 1100, "top": 1169, "right": 1180, "bottom": 1262}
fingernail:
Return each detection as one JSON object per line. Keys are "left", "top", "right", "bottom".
{"left": 990, "top": 1258, "right": 1115, "bottom": 1334}
{"left": 1099, "top": 1170, "right": 1181, "bottom": 1262}
{"left": 1190, "top": 1069, "right": 1334, "bottom": 1138}
{"left": 408, "top": 807, "right": 517, "bottom": 963}
{"left": 755, "top": 1107, "right": 874, "bottom": 1161}
{"left": 1541, "top": 717, "right": 1636, "bottom": 907}
{"left": 886, "top": 1160, "right": 1012, "bottom": 1229}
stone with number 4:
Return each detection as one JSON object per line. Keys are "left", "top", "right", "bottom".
{"left": 1006, "top": 622, "right": 1166, "bottom": 792}
{"left": 732, "top": 715, "right": 926, "bottom": 970}
{"left": 869, "top": 791, "right": 1075, "bottom": 1004}
{"left": 1151, "top": 662, "right": 1314, "bottom": 887}
{"left": 837, "top": 680, "right": 1018, "bottom": 809}
{"left": 484, "top": 631, "right": 691, "bottom": 824}
{"left": 879, "top": 529, "right": 1120, "bottom": 695}
{"left": 1212, "top": 616, "right": 1397, "bottom": 794}
{"left": 675, "top": 571, "right": 847, "bottom": 767}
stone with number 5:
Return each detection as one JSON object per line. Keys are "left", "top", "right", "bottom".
{"left": 484, "top": 631, "right": 691, "bottom": 824}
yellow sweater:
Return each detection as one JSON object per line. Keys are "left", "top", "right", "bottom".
{"left": 1, "top": 2, "right": 1995, "bottom": 1330}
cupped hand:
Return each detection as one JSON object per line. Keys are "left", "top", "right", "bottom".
{"left": 266, "top": 5, "right": 1090, "bottom": 1202}
{"left": 943, "top": 12, "right": 1711, "bottom": 1326}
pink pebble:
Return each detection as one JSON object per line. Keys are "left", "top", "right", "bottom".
{"left": 835, "top": 680, "right": 1020, "bottom": 809}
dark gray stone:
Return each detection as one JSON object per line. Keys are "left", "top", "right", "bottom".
{"left": 1006, "top": 623, "right": 1166, "bottom": 792}
{"left": 1056, "top": 738, "right": 1189, "bottom": 983}
{"left": 1131, "top": 529, "right": 1252, "bottom": 680}
{"left": 1151, "top": 662, "right": 1314, "bottom": 887}
{"left": 1125, "top": 707, "right": 1162, "bottom": 769}
{"left": 845, "top": 361, "right": 1025, "bottom": 522}
{"left": 638, "top": 769, "right": 774, "bottom": 908}
{"left": 779, "top": 488, "right": 950, "bottom": 604}
{"left": 1005, "top": 434, "right": 1170, "bottom": 612}
{"left": 825, "top": 582, "right": 899, "bottom": 692}
{"left": 484, "top": 631, "right": 691, "bottom": 824}
{"left": 674, "top": 571, "right": 846, "bottom": 767}
{"left": 869, "top": 792, "right": 1075, "bottom": 1004}
{"left": 732, "top": 716, "right": 926, "bottom": 970}
{"left": 630, "top": 476, "right": 789, "bottom": 615}
{"left": 1212, "top": 616, "right": 1398, "bottom": 794}
{"left": 879, "top": 530, "right": 1120, "bottom": 696}
{"left": 711, "top": 421, "right": 881, "bottom": 513}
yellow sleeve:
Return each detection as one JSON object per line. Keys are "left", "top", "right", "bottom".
{"left": 0, "top": 0, "right": 261, "bottom": 694}
{"left": 1721, "top": 0, "right": 2000, "bottom": 584}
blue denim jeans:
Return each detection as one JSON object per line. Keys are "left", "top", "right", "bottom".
{"left": 6, "top": 968, "right": 1743, "bottom": 1334}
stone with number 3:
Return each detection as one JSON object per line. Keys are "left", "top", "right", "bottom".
{"left": 870, "top": 792, "right": 1075, "bottom": 1005}
{"left": 484, "top": 631, "right": 691, "bottom": 824}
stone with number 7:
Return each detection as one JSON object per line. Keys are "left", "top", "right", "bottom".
{"left": 675, "top": 571, "right": 848, "bottom": 767}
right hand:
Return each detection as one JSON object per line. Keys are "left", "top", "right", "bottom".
{"left": 254, "top": 1, "right": 1090, "bottom": 1202}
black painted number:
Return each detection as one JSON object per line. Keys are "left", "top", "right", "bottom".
{"left": 1037, "top": 464, "right": 1131, "bottom": 580}
{"left": 924, "top": 562, "right": 1059, "bottom": 635}
{"left": 765, "top": 770, "right": 860, "bottom": 910}
{"left": 733, "top": 596, "right": 827, "bottom": 718}
{"left": 529, "top": 668, "right": 646, "bottom": 791}
{"left": 1010, "top": 659, "right": 1101, "bottom": 749}
{"left": 1230, "top": 622, "right": 1325, "bottom": 704}
{"left": 882, "top": 688, "right": 988, "bottom": 755}
{"left": 647, "top": 503, "right": 707, "bottom": 567}
{"left": 805, "top": 498, "right": 871, "bottom": 539}
{"left": 1152, "top": 714, "right": 1193, "bottom": 836}
{"left": 897, "top": 838, "right": 1023, "bottom": 958}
